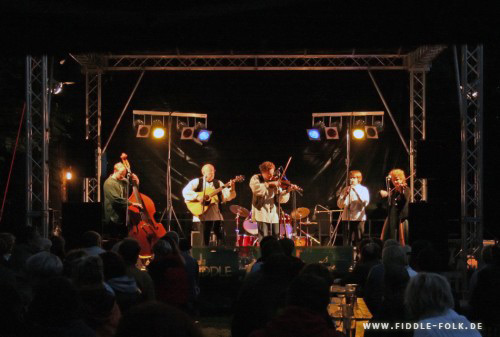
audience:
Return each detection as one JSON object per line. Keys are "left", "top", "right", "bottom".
{"left": 81, "top": 231, "right": 106, "bottom": 256}
{"left": 118, "top": 237, "right": 156, "bottom": 301}
{"left": 406, "top": 272, "right": 481, "bottom": 337}
{"left": 178, "top": 237, "right": 200, "bottom": 317}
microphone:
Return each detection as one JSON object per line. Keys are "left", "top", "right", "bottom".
{"left": 386, "top": 175, "right": 391, "bottom": 180}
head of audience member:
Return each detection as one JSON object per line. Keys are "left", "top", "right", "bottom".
{"left": 260, "top": 237, "right": 284, "bottom": 261}
{"left": 100, "top": 251, "right": 127, "bottom": 280}
{"left": 383, "top": 239, "right": 400, "bottom": 249}
{"left": 152, "top": 239, "right": 173, "bottom": 259}
{"left": 81, "top": 231, "right": 102, "bottom": 248}
{"left": 50, "top": 235, "right": 66, "bottom": 260}
{"left": 118, "top": 238, "right": 141, "bottom": 266}
{"left": 286, "top": 274, "right": 330, "bottom": 313}
{"left": 0, "top": 232, "right": 15, "bottom": 259}
{"left": 405, "top": 272, "right": 454, "bottom": 320}
{"left": 360, "top": 243, "right": 382, "bottom": 263}
{"left": 178, "top": 238, "right": 192, "bottom": 252}
{"left": 409, "top": 240, "right": 432, "bottom": 270}
{"left": 300, "top": 263, "right": 333, "bottom": 286}
{"left": 165, "top": 231, "right": 180, "bottom": 247}
{"left": 73, "top": 255, "right": 105, "bottom": 288}
{"left": 114, "top": 301, "right": 204, "bottom": 337}
{"left": 63, "top": 249, "right": 88, "bottom": 278}
{"left": 27, "top": 276, "right": 82, "bottom": 327}
{"left": 25, "top": 251, "right": 63, "bottom": 283}
{"left": 278, "top": 238, "right": 295, "bottom": 257}
{"left": 382, "top": 245, "right": 406, "bottom": 268}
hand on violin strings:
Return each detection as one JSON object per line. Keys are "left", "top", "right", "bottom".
{"left": 132, "top": 202, "right": 143, "bottom": 209}
{"left": 267, "top": 181, "right": 280, "bottom": 188}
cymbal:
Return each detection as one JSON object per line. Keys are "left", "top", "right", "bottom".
{"left": 229, "top": 205, "right": 250, "bottom": 217}
{"left": 291, "top": 207, "right": 310, "bottom": 220}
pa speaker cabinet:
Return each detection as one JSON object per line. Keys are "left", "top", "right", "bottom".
{"left": 62, "top": 202, "right": 102, "bottom": 249}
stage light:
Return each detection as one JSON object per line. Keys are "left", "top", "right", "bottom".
{"left": 181, "top": 126, "right": 195, "bottom": 140}
{"left": 324, "top": 126, "right": 340, "bottom": 139}
{"left": 352, "top": 128, "right": 365, "bottom": 139}
{"left": 50, "top": 81, "right": 75, "bottom": 95}
{"left": 197, "top": 129, "right": 212, "bottom": 142}
{"left": 65, "top": 169, "right": 73, "bottom": 180}
{"left": 365, "top": 126, "right": 379, "bottom": 139}
{"left": 152, "top": 127, "right": 165, "bottom": 139}
{"left": 307, "top": 128, "right": 321, "bottom": 140}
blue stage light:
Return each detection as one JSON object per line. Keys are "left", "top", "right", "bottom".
{"left": 307, "top": 128, "right": 321, "bottom": 140}
{"left": 198, "top": 129, "right": 212, "bottom": 142}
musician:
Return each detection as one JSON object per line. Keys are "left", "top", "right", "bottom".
{"left": 182, "top": 164, "right": 236, "bottom": 246}
{"left": 380, "top": 169, "right": 410, "bottom": 245}
{"left": 103, "top": 162, "right": 142, "bottom": 238}
{"left": 337, "top": 170, "right": 370, "bottom": 247}
{"left": 250, "top": 161, "right": 294, "bottom": 241}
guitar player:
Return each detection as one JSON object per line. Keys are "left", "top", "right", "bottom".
{"left": 182, "top": 164, "right": 236, "bottom": 246}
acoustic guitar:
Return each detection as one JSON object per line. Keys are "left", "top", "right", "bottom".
{"left": 186, "top": 175, "right": 244, "bottom": 216}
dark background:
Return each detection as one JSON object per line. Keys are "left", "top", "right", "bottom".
{"left": 0, "top": 1, "right": 499, "bottom": 242}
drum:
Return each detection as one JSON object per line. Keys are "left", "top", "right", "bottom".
{"left": 293, "top": 236, "right": 310, "bottom": 247}
{"left": 279, "top": 213, "right": 293, "bottom": 238}
{"left": 243, "top": 211, "right": 258, "bottom": 235}
{"left": 237, "top": 234, "right": 257, "bottom": 247}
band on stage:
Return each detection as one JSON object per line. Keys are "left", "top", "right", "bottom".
{"left": 103, "top": 159, "right": 411, "bottom": 248}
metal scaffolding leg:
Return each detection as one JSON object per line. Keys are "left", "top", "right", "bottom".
{"left": 457, "top": 45, "right": 483, "bottom": 277}
{"left": 409, "top": 70, "right": 428, "bottom": 202}
{"left": 25, "top": 56, "right": 50, "bottom": 237}
{"left": 83, "top": 71, "right": 102, "bottom": 202}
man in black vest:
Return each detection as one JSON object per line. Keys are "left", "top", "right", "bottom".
{"left": 182, "top": 164, "right": 236, "bottom": 246}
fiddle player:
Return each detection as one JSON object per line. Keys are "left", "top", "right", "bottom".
{"left": 249, "top": 161, "right": 298, "bottom": 241}
{"left": 182, "top": 164, "right": 236, "bottom": 246}
{"left": 337, "top": 170, "right": 370, "bottom": 248}
{"left": 379, "top": 169, "right": 410, "bottom": 245}
{"left": 103, "top": 162, "right": 142, "bottom": 239}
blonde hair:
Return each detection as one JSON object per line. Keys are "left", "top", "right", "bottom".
{"left": 389, "top": 169, "right": 405, "bottom": 181}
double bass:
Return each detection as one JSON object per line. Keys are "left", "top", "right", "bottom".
{"left": 121, "top": 153, "right": 166, "bottom": 257}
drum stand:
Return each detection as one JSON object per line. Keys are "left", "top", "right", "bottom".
{"left": 235, "top": 213, "right": 241, "bottom": 247}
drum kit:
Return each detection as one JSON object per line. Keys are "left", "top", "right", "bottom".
{"left": 230, "top": 204, "right": 320, "bottom": 247}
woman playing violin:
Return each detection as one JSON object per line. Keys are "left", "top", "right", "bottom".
{"left": 379, "top": 169, "right": 411, "bottom": 245}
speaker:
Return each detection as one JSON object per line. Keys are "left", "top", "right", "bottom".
{"left": 408, "top": 202, "right": 447, "bottom": 249}
{"left": 62, "top": 202, "right": 102, "bottom": 249}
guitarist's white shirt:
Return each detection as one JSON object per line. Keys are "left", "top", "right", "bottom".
{"left": 183, "top": 177, "right": 236, "bottom": 222}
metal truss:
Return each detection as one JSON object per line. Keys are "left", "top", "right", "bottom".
{"left": 83, "top": 71, "right": 102, "bottom": 202}
{"left": 409, "top": 71, "right": 427, "bottom": 202}
{"left": 25, "top": 56, "right": 50, "bottom": 236}
{"left": 458, "top": 45, "right": 483, "bottom": 269}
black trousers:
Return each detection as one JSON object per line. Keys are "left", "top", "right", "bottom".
{"left": 342, "top": 220, "right": 364, "bottom": 247}
{"left": 196, "top": 220, "right": 225, "bottom": 246}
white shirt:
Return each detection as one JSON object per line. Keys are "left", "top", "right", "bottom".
{"left": 182, "top": 177, "right": 236, "bottom": 222}
{"left": 249, "top": 174, "right": 290, "bottom": 224}
{"left": 337, "top": 184, "right": 370, "bottom": 221}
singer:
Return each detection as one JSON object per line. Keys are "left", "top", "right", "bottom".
{"left": 379, "top": 169, "right": 410, "bottom": 245}
{"left": 337, "top": 170, "right": 370, "bottom": 247}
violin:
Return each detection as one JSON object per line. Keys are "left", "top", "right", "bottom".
{"left": 270, "top": 172, "right": 303, "bottom": 192}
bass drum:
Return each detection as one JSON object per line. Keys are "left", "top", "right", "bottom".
{"left": 279, "top": 212, "right": 292, "bottom": 238}
{"left": 293, "top": 236, "right": 310, "bottom": 247}
{"left": 237, "top": 234, "right": 257, "bottom": 247}
{"left": 243, "top": 211, "right": 258, "bottom": 235}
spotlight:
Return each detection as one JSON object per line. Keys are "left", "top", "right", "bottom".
{"left": 50, "top": 81, "right": 75, "bottom": 95}
{"left": 307, "top": 128, "right": 321, "bottom": 141}
{"left": 352, "top": 128, "right": 365, "bottom": 140}
{"left": 324, "top": 126, "right": 340, "bottom": 139}
{"left": 365, "top": 126, "right": 379, "bottom": 139}
{"left": 151, "top": 120, "right": 165, "bottom": 139}
{"left": 197, "top": 129, "right": 212, "bottom": 142}
{"left": 136, "top": 125, "right": 151, "bottom": 138}
{"left": 65, "top": 171, "right": 73, "bottom": 180}
{"left": 181, "top": 126, "right": 195, "bottom": 140}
